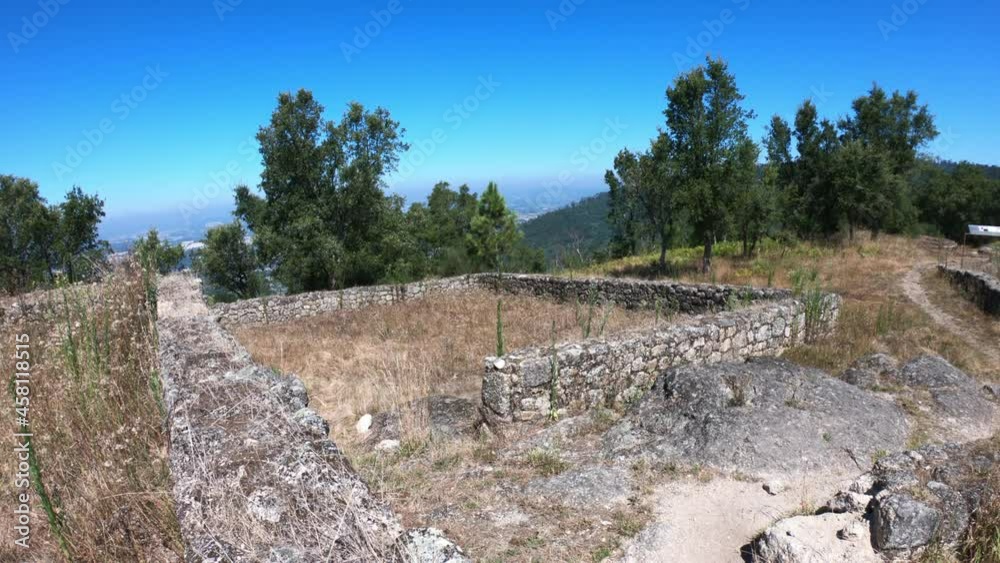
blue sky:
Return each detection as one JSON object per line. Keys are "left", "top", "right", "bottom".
{"left": 2, "top": 0, "right": 998, "bottom": 226}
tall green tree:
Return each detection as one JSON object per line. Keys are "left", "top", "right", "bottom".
{"left": 55, "top": 186, "right": 107, "bottom": 283}
{"left": 468, "top": 182, "right": 520, "bottom": 272}
{"left": 195, "top": 221, "right": 261, "bottom": 299}
{"left": 0, "top": 175, "right": 56, "bottom": 294}
{"left": 663, "top": 57, "right": 757, "bottom": 272}
{"left": 407, "top": 182, "right": 480, "bottom": 276}
{"left": 235, "top": 90, "right": 408, "bottom": 293}
{"left": 792, "top": 101, "right": 842, "bottom": 237}
{"left": 605, "top": 134, "right": 678, "bottom": 270}
{"left": 133, "top": 229, "right": 184, "bottom": 275}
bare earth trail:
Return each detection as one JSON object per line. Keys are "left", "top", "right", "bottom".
{"left": 901, "top": 260, "right": 1000, "bottom": 367}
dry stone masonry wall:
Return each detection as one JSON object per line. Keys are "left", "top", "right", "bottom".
{"left": 938, "top": 265, "right": 1000, "bottom": 316}
{"left": 213, "top": 272, "right": 793, "bottom": 326}
{"left": 482, "top": 296, "right": 840, "bottom": 421}
{"left": 157, "top": 273, "right": 468, "bottom": 562}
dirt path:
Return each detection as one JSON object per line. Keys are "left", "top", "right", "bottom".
{"left": 616, "top": 472, "right": 854, "bottom": 563}
{"left": 901, "top": 261, "right": 1000, "bottom": 367}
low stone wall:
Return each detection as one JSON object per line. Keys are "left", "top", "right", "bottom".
{"left": 491, "top": 273, "right": 792, "bottom": 313}
{"left": 157, "top": 274, "right": 467, "bottom": 561}
{"left": 482, "top": 295, "right": 841, "bottom": 422}
{"left": 213, "top": 273, "right": 793, "bottom": 326}
{"left": 938, "top": 265, "right": 1000, "bottom": 316}
{"left": 213, "top": 275, "right": 480, "bottom": 325}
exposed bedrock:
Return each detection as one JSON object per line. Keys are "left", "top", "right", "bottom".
{"left": 602, "top": 357, "right": 910, "bottom": 477}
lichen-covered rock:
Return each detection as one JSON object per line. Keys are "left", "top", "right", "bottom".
{"left": 523, "top": 464, "right": 633, "bottom": 510}
{"left": 366, "top": 395, "right": 484, "bottom": 446}
{"left": 858, "top": 439, "right": 998, "bottom": 553}
{"left": 892, "top": 355, "right": 998, "bottom": 440}
{"left": 602, "top": 358, "right": 908, "bottom": 476}
{"left": 820, "top": 491, "right": 872, "bottom": 514}
{"left": 401, "top": 528, "right": 471, "bottom": 562}
{"left": 424, "top": 395, "right": 484, "bottom": 439}
{"left": 840, "top": 352, "right": 898, "bottom": 389}
{"left": 871, "top": 493, "right": 942, "bottom": 550}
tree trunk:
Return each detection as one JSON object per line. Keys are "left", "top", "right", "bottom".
{"left": 658, "top": 227, "right": 669, "bottom": 273}
{"left": 702, "top": 238, "right": 714, "bottom": 274}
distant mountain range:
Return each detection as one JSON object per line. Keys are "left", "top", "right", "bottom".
{"left": 521, "top": 192, "right": 612, "bottom": 262}
{"left": 99, "top": 185, "right": 605, "bottom": 252}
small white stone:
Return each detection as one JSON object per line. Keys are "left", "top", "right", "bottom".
{"left": 493, "top": 358, "right": 506, "bottom": 369}
{"left": 375, "top": 439, "right": 400, "bottom": 452}
{"left": 356, "top": 414, "right": 372, "bottom": 435}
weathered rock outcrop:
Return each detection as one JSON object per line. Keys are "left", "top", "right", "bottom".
{"left": 602, "top": 358, "right": 909, "bottom": 476}
{"left": 157, "top": 274, "right": 467, "bottom": 562}
{"left": 752, "top": 438, "right": 999, "bottom": 561}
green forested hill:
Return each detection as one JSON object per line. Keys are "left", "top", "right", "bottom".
{"left": 521, "top": 192, "right": 611, "bottom": 262}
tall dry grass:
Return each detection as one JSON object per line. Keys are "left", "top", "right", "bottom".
{"left": 234, "top": 289, "right": 659, "bottom": 446}
{"left": 0, "top": 263, "right": 181, "bottom": 562}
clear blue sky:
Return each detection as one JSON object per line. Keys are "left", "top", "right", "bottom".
{"left": 2, "top": 0, "right": 998, "bottom": 222}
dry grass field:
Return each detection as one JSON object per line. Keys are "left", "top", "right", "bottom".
{"left": 0, "top": 265, "right": 182, "bottom": 562}
{"left": 234, "top": 289, "right": 663, "bottom": 446}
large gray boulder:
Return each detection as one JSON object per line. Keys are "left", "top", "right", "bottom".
{"left": 858, "top": 439, "right": 998, "bottom": 552}
{"left": 839, "top": 353, "right": 898, "bottom": 390}
{"left": 893, "top": 355, "right": 998, "bottom": 440}
{"left": 871, "top": 493, "right": 941, "bottom": 550}
{"left": 602, "top": 358, "right": 909, "bottom": 476}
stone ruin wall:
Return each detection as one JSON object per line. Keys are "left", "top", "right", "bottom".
{"left": 212, "top": 272, "right": 794, "bottom": 326}
{"left": 210, "top": 272, "right": 840, "bottom": 423}
{"left": 938, "top": 265, "right": 1000, "bottom": 316}
{"left": 482, "top": 295, "right": 840, "bottom": 421}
